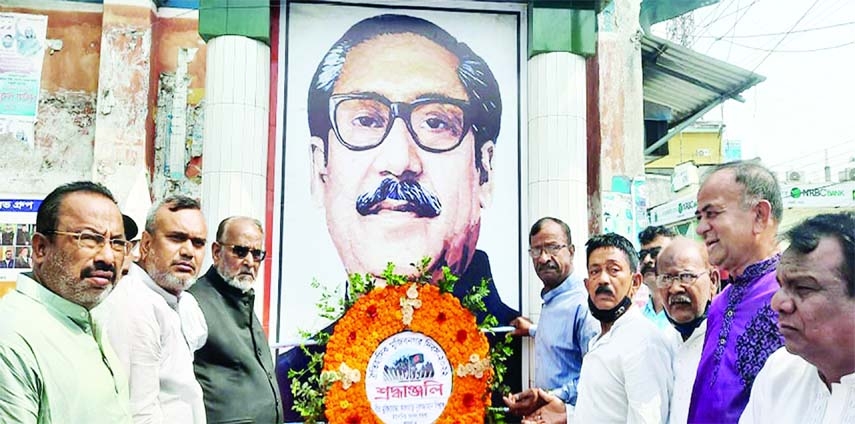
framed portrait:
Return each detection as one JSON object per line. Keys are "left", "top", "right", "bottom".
{"left": 272, "top": 0, "right": 526, "bottom": 344}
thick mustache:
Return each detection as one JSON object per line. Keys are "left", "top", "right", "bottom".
{"left": 537, "top": 261, "right": 558, "bottom": 272}
{"left": 641, "top": 263, "right": 656, "bottom": 274}
{"left": 595, "top": 285, "right": 614, "bottom": 296}
{"left": 81, "top": 262, "right": 117, "bottom": 279}
{"left": 355, "top": 178, "right": 442, "bottom": 218}
{"left": 669, "top": 293, "right": 692, "bottom": 305}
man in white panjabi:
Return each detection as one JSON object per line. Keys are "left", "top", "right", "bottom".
{"left": 741, "top": 212, "right": 855, "bottom": 424}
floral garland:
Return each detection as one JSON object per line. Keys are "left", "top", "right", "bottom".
{"left": 322, "top": 282, "right": 492, "bottom": 424}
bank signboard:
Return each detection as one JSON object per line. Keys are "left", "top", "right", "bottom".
{"left": 783, "top": 181, "right": 855, "bottom": 208}
{"left": 648, "top": 194, "right": 698, "bottom": 227}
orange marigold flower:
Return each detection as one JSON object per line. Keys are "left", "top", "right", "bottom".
{"left": 324, "top": 282, "right": 491, "bottom": 424}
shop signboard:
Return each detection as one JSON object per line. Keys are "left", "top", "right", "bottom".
{"left": 783, "top": 181, "right": 855, "bottom": 208}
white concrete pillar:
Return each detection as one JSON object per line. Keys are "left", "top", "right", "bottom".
{"left": 524, "top": 51, "right": 589, "bottom": 386}
{"left": 200, "top": 35, "right": 269, "bottom": 239}
{"left": 200, "top": 34, "right": 269, "bottom": 319}
{"left": 527, "top": 51, "right": 589, "bottom": 290}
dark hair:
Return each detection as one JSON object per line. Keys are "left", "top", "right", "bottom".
{"left": 145, "top": 195, "right": 201, "bottom": 233}
{"left": 530, "top": 217, "right": 572, "bottom": 245}
{"left": 703, "top": 160, "right": 783, "bottom": 222}
{"left": 585, "top": 233, "right": 639, "bottom": 273}
{"left": 36, "top": 181, "right": 117, "bottom": 239}
{"left": 785, "top": 212, "right": 855, "bottom": 297}
{"left": 307, "top": 14, "right": 502, "bottom": 181}
{"left": 638, "top": 225, "right": 676, "bottom": 246}
{"left": 216, "top": 216, "right": 264, "bottom": 243}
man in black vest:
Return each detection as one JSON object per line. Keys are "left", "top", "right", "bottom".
{"left": 189, "top": 216, "right": 282, "bottom": 423}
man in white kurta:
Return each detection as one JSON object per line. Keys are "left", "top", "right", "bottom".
{"left": 103, "top": 263, "right": 206, "bottom": 423}
{"left": 573, "top": 306, "right": 675, "bottom": 423}
{"left": 523, "top": 234, "right": 675, "bottom": 424}
{"left": 654, "top": 237, "right": 719, "bottom": 424}
{"left": 740, "top": 213, "right": 855, "bottom": 424}
{"left": 101, "top": 196, "right": 209, "bottom": 424}
{"left": 741, "top": 348, "right": 855, "bottom": 424}
{"left": 667, "top": 321, "right": 706, "bottom": 423}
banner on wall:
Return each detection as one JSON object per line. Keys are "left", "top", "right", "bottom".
{"left": 0, "top": 197, "right": 39, "bottom": 297}
{"left": 602, "top": 191, "right": 635, "bottom": 241}
{"left": 0, "top": 12, "right": 48, "bottom": 149}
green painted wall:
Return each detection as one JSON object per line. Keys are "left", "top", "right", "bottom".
{"left": 199, "top": 0, "right": 269, "bottom": 44}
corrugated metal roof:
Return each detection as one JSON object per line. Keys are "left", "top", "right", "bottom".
{"left": 642, "top": 34, "right": 765, "bottom": 129}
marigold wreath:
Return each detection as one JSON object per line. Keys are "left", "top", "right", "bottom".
{"left": 322, "top": 283, "right": 492, "bottom": 424}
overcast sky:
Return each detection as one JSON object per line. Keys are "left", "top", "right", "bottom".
{"left": 653, "top": 0, "right": 855, "bottom": 182}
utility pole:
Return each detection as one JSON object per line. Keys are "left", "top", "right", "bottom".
{"left": 825, "top": 149, "right": 831, "bottom": 182}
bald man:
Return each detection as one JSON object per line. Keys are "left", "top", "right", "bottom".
{"left": 655, "top": 237, "right": 719, "bottom": 424}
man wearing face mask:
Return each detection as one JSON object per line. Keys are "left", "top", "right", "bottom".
{"left": 188, "top": 216, "right": 283, "bottom": 423}
{"left": 521, "top": 233, "right": 675, "bottom": 423}
{"left": 655, "top": 237, "right": 719, "bottom": 424}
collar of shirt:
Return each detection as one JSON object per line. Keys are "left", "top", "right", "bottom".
{"left": 730, "top": 253, "right": 781, "bottom": 287}
{"left": 204, "top": 266, "right": 255, "bottom": 302}
{"left": 541, "top": 273, "right": 582, "bottom": 304}
{"left": 591, "top": 305, "right": 641, "bottom": 348}
{"left": 132, "top": 263, "right": 182, "bottom": 310}
{"left": 16, "top": 272, "right": 96, "bottom": 332}
{"left": 128, "top": 263, "right": 208, "bottom": 351}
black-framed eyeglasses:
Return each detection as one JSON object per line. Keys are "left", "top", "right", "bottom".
{"left": 655, "top": 271, "right": 709, "bottom": 288}
{"left": 329, "top": 93, "right": 473, "bottom": 153}
{"left": 638, "top": 247, "right": 663, "bottom": 261}
{"left": 46, "top": 230, "right": 132, "bottom": 255}
{"left": 221, "top": 243, "right": 266, "bottom": 262}
{"left": 528, "top": 244, "right": 567, "bottom": 258}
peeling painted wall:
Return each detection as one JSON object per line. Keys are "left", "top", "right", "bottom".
{"left": 0, "top": 90, "right": 96, "bottom": 190}
{"left": 0, "top": 2, "right": 207, "bottom": 204}
{"left": 0, "top": 6, "right": 102, "bottom": 191}
{"left": 149, "top": 14, "right": 207, "bottom": 200}
{"left": 597, "top": 0, "right": 646, "bottom": 191}
{"left": 93, "top": 24, "right": 151, "bottom": 168}
{"left": 152, "top": 70, "right": 204, "bottom": 201}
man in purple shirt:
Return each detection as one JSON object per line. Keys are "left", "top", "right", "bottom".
{"left": 688, "top": 160, "right": 784, "bottom": 423}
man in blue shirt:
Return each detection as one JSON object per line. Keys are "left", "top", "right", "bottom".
{"left": 504, "top": 217, "right": 599, "bottom": 417}
{"left": 637, "top": 225, "right": 676, "bottom": 329}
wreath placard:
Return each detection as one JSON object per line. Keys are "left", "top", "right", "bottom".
{"left": 290, "top": 260, "right": 510, "bottom": 424}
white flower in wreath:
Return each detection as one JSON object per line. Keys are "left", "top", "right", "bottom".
{"left": 338, "top": 362, "right": 361, "bottom": 390}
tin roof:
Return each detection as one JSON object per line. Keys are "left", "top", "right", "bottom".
{"left": 642, "top": 34, "right": 766, "bottom": 154}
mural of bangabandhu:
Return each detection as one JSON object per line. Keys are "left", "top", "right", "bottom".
{"left": 275, "top": 4, "right": 524, "bottom": 421}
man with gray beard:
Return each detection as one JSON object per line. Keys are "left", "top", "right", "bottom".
{"left": 100, "top": 195, "right": 208, "bottom": 424}
{"left": 188, "top": 216, "right": 283, "bottom": 423}
{"left": 0, "top": 181, "right": 133, "bottom": 423}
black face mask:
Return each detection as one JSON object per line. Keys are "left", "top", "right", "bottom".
{"left": 588, "top": 295, "right": 633, "bottom": 323}
{"left": 667, "top": 300, "right": 711, "bottom": 341}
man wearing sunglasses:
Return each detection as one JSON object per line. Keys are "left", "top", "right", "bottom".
{"left": 0, "top": 181, "right": 133, "bottom": 423}
{"left": 635, "top": 225, "right": 677, "bottom": 330}
{"left": 101, "top": 195, "right": 208, "bottom": 424}
{"left": 280, "top": 14, "right": 520, "bottom": 420}
{"left": 655, "top": 237, "right": 719, "bottom": 424}
{"left": 188, "top": 216, "right": 282, "bottom": 423}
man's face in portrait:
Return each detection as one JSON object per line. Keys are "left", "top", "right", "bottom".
{"left": 310, "top": 32, "right": 494, "bottom": 278}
